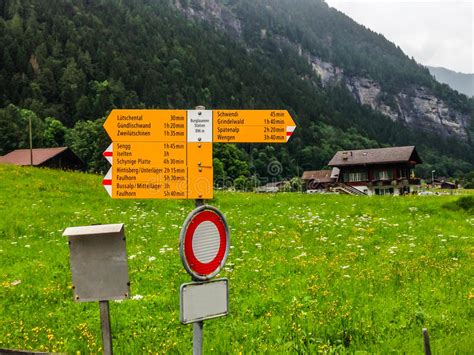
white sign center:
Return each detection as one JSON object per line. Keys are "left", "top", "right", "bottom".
{"left": 187, "top": 110, "right": 213, "bottom": 143}
{"left": 192, "top": 221, "right": 220, "bottom": 263}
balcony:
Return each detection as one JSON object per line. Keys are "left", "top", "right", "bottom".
{"left": 367, "top": 178, "right": 421, "bottom": 187}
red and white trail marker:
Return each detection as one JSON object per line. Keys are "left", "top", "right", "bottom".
{"left": 103, "top": 168, "right": 112, "bottom": 197}
{"left": 179, "top": 205, "right": 230, "bottom": 281}
{"left": 286, "top": 125, "right": 296, "bottom": 142}
{"left": 103, "top": 143, "right": 113, "bottom": 165}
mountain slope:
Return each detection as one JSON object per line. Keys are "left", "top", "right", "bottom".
{"left": 176, "top": 0, "right": 473, "bottom": 141}
{"left": 0, "top": 0, "right": 473, "bottom": 179}
{"left": 428, "top": 66, "right": 474, "bottom": 97}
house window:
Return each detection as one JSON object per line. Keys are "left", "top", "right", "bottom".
{"left": 399, "top": 168, "right": 408, "bottom": 179}
{"left": 376, "top": 170, "right": 392, "bottom": 180}
{"left": 343, "top": 172, "right": 367, "bottom": 182}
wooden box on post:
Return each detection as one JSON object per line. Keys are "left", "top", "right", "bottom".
{"left": 63, "top": 223, "right": 130, "bottom": 302}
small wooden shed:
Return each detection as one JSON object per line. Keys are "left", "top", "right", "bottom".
{"left": 0, "top": 147, "right": 85, "bottom": 171}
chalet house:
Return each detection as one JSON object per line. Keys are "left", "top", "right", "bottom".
{"left": 431, "top": 178, "right": 457, "bottom": 189}
{"left": 440, "top": 181, "right": 457, "bottom": 189}
{"left": 301, "top": 169, "right": 338, "bottom": 191}
{"left": 328, "top": 146, "right": 422, "bottom": 195}
{"left": 0, "top": 147, "right": 85, "bottom": 171}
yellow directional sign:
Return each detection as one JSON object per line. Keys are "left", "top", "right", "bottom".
{"left": 103, "top": 109, "right": 296, "bottom": 199}
{"left": 111, "top": 142, "right": 187, "bottom": 199}
{"left": 103, "top": 109, "right": 187, "bottom": 142}
{"left": 213, "top": 110, "right": 296, "bottom": 143}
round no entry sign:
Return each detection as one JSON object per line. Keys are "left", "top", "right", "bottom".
{"left": 179, "top": 205, "right": 230, "bottom": 281}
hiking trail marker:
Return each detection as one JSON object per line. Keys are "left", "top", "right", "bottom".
{"left": 102, "top": 109, "right": 296, "bottom": 199}
{"left": 100, "top": 107, "right": 295, "bottom": 354}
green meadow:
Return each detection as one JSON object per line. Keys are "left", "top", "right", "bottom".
{"left": 0, "top": 165, "right": 472, "bottom": 353}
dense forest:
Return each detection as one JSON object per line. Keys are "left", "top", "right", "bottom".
{"left": 0, "top": 0, "right": 473, "bottom": 185}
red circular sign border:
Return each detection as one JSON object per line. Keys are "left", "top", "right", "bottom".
{"left": 183, "top": 210, "right": 227, "bottom": 278}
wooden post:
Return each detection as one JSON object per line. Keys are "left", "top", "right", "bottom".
{"left": 422, "top": 328, "right": 431, "bottom": 355}
{"left": 99, "top": 301, "right": 113, "bottom": 355}
{"left": 29, "top": 117, "right": 33, "bottom": 166}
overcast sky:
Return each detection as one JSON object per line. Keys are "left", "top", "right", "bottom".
{"left": 325, "top": 0, "right": 473, "bottom": 74}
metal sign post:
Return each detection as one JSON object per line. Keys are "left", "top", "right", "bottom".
{"left": 193, "top": 317, "right": 203, "bottom": 355}
{"left": 179, "top": 204, "right": 230, "bottom": 355}
{"left": 97, "top": 104, "right": 296, "bottom": 353}
{"left": 194, "top": 196, "right": 204, "bottom": 355}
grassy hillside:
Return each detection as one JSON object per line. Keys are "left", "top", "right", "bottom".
{"left": 0, "top": 165, "right": 473, "bottom": 353}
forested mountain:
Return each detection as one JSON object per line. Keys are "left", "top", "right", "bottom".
{"left": 0, "top": 0, "right": 473, "bottom": 183}
{"left": 428, "top": 66, "right": 474, "bottom": 98}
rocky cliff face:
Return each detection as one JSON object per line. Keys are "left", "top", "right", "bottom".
{"left": 174, "top": 0, "right": 470, "bottom": 142}
{"left": 312, "top": 58, "right": 469, "bottom": 141}
{"left": 174, "top": 0, "right": 242, "bottom": 38}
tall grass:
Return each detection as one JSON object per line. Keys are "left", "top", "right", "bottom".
{"left": 0, "top": 165, "right": 472, "bottom": 353}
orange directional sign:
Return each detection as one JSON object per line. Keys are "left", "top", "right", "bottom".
{"left": 103, "top": 142, "right": 187, "bottom": 199}
{"left": 103, "top": 109, "right": 187, "bottom": 142}
{"left": 213, "top": 110, "right": 296, "bottom": 143}
{"left": 102, "top": 109, "right": 296, "bottom": 199}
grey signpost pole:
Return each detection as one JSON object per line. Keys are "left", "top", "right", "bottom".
{"left": 193, "top": 104, "right": 206, "bottom": 355}
{"left": 193, "top": 197, "right": 205, "bottom": 355}
{"left": 100, "top": 300, "right": 113, "bottom": 355}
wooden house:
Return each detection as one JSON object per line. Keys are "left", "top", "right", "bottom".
{"left": 0, "top": 147, "right": 85, "bottom": 171}
{"left": 328, "top": 146, "right": 422, "bottom": 195}
{"left": 431, "top": 178, "right": 457, "bottom": 189}
{"left": 301, "top": 169, "right": 338, "bottom": 191}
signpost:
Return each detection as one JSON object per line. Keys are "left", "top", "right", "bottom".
{"left": 100, "top": 106, "right": 296, "bottom": 353}
{"left": 102, "top": 109, "right": 296, "bottom": 199}
{"left": 179, "top": 205, "right": 230, "bottom": 355}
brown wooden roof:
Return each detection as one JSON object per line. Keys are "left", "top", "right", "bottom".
{"left": 328, "top": 146, "right": 422, "bottom": 167}
{"left": 0, "top": 147, "right": 70, "bottom": 165}
{"left": 301, "top": 170, "right": 334, "bottom": 182}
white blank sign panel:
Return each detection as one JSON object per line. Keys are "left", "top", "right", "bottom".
{"left": 180, "top": 279, "right": 228, "bottom": 324}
